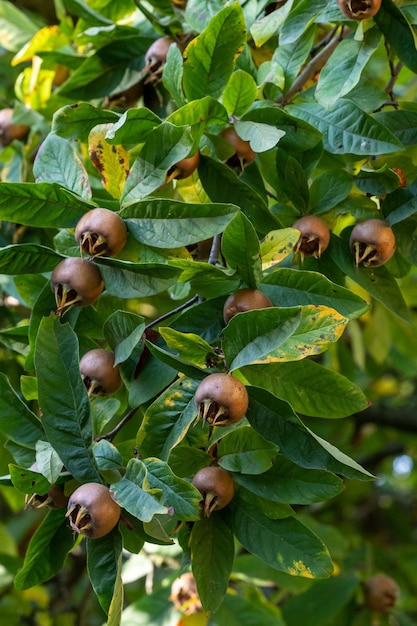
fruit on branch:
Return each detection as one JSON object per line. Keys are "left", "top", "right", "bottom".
{"left": 292, "top": 215, "right": 331, "bottom": 259}
{"left": 223, "top": 288, "right": 273, "bottom": 324}
{"left": 337, "top": 0, "right": 381, "bottom": 19}
{"left": 75, "top": 208, "right": 127, "bottom": 258}
{"left": 0, "top": 108, "right": 29, "bottom": 146}
{"left": 25, "top": 485, "right": 68, "bottom": 510}
{"left": 349, "top": 219, "right": 396, "bottom": 267}
{"left": 144, "top": 36, "right": 177, "bottom": 83}
{"left": 66, "top": 482, "right": 120, "bottom": 539}
{"left": 169, "top": 572, "right": 202, "bottom": 615}
{"left": 51, "top": 257, "right": 104, "bottom": 315}
{"left": 195, "top": 372, "right": 248, "bottom": 426}
{"left": 79, "top": 348, "right": 122, "bottom": 396}
{"left": 220, "top": 126, "right": 256, "bottom": 168}
{"left": 363, "top": 574, "right": 400, "bottom": 614}
{"left": 192, "top": 466, "right": 235, "bottom": 517}
{"left": 165, "top": 150, "right": 200, "bottom": 185}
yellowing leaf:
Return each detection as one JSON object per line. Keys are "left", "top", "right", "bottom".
{"left": 12, "top": 26, "right": 71, "bottom": 65}
{"left": 260, "top": 228, "right": 300, "bottom": 269}
{"left": 88, "top": 124, "right": 129, "bottom": 198}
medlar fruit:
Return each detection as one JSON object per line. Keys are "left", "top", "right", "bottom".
{"left": 223, "top": 288, "right": 273, "bottom": 324}
{"left": 25, "top": 485, "right": 68, "bottom": 510}
{"left": 51, "top": 257, "right": 104, "bottom": 315}
{"left": 169, "top": 572, "right": 202, "bottom": 615}
{"left": 349, "top": 219, "right": 396, "bottom": 267}
{"left": 363, "top": 574, "right": 400, "bottom": 614}
{"left": 337, "top": 0, "right": 381, "bottom": 20}
{"left": 144, "top": 37, "right": 177, "bottom": 83}
{"left": 79, "top": 348, "right": 122, "bottom": 396}
{"left": 292, "top": 215, "right": 331, "bottom": 259}
{"left": 220, "top": 126, "right": 256, "bottom": 168}
{"left": 195, "top": 372, "right": 248, "bottom": 426}
{"left": 0, "top": 108, "right": 29, "bottom": 146}
{"left": 192, "top": 466, "right": 235, "bottom": 517}
{"left": 66, "top": 482, "right": 120, "bottom": 539}
{"left": 75, "top": 208, "right": 127, "bottom": 258}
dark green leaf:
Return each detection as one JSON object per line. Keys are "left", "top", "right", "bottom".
{"left": 0, "top": 373, "right": 44, "bottom": 449}
{"left": 87, "top": 529, "right": 123, "bottom": 614}
{"left": 162, "top": 42, "right": 185, "bottom": 107}
{"left": 143, "top": 458, "right": 201, "bottom": 520}
{"left": 275, "top": 149, "right": 310, "bottom": 211}
{"left": 52, "top": 103, "right": 119, "bottom": 141}
{"left": 167, "top": 96, "right": 229, "bottom": 134}
{"left": 105, "top": 107, "right": 161, "bottom": 147}
{"left": 217, "top": 427, "right": 278, "bottom": 474}
{"left": 0, "top": 244, "right": 62, "bottom": 275}
{"left": 145, "top": 341, "right": 208, "bottom": 380}
{"left": 279, "top": 0, "right": 331, "bottom": 45}
{"left": 221, "top": 212, "right": 262, "bottom": 288}
{"left": 104, "top": 310, "right": 145, "bottom": 366}
{"left": 309, "top": 169, "right": 353, "bottom": 214}
{"left": 374, "top": 0, "right": 417, "bottom": 73}
{"left": 9, "top": 464, "right": 51, "bottom": 495}
{"left": 96, "top": 258, "right": 182, "bottom": 298}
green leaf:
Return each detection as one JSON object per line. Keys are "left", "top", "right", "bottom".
{"left": 0, "top": 244, "right": 62, "bottom": 275}
{"left": 245, "top": 386, "right": 372, "bottom": 479}
{"left": 104, "top": 310, "right": 145, "bottom": 366}
{"left": 230, "top": 496, "right": 333, "bottom": 578}
{"left": 222, "top": 69, "right": 257, "bottom": 117}
{"left": 14, "top": 508, "right": 75, "bottom": 590}
{"left": 275, "top": 150, "right": 309, "bottom": 211}
{"left": 212, "top": 590, "right": 286, "bottom": 626}
{"left": 87, "top": 529, "right": 123, "bottom": 614}
{"left": 162, "top": 42, "right": 185, "bottom": 107}
{"left": 167, "top": 96, "right": 229, "bottom": 136}
{"left": 0, "top": 373, "right": 44, "bottom": 449}
{"left": 250, "top": 2, "right": 292, "bottom": 47}
{"left": 136, "top": 377, "right": 199, "bottom": 460}
{"left": 309, "top": 169, "right": 353, "bottom": 214}
{"left": 279, "top": 0, "right": 331, "bottom": 45}
{"left": 35, "top": 440, "right": 64, "bottom": 485}
{"left": 106, "top": 551, "right": 124, "bottom": 626}
{"left": 9, "top": 464, "right": 51, "bottom": 495}
{"left": 217, "top": 427, "right": 278, "bottom": 475}
{"left": 52, "top": 103, "right": 120, "bottom": 141}
{"left": 121, "top": 123, "right": 193, "bottom": 203}
{"left": 143, "top": 458, "right": 201, "bottom": 521}
{"left": 33, "top": 133, "right": 92, "bottom": 200}
{"left": 260, "top": 229, "right": 300, "bottom": 269}
{"left": 121, "top": 198, "right": 238, "bottom": 248}
{"left": 158, "top": 327, "right": 220, "bottom": 369}
{"left": 235, "top": 120, "right": 285, "bottom": 153}
{"left": 261, "top": 267, "right": 370, "bottom": 319}
{"left": 374, "top": 0, "right": 417, "bottom": 73}
{"left": 373, "top": 109, "right": 417, "bottom": 147}
{"left": 145, "top": 339, "right": 211, "bottom": 380}
{"left": 316, "top": 29, "right": 381, "bottom": 109}
{"left": 273, "top": 24, "right": 316, "bottom": 91}
{"left": 354, "top": 165, "right": 403, "bottom": 196}
{"left": 105, "top": 107, "right": 161, "bottom": 146}
{"left": 234, "top": 455, "right": 343, "bottom": 504}
{"left": 34, "top": 317, "right": 101, "bottom": 483}
{"left": 0, "top": 0, "right": 38, "bottom": 52}
{"left": 110, "top": 458, "right": 168, "bottom": 523}
{"left": 222, "top": 307, "right": 302, "bottom": 371}
{"left": 287, "top": 100, "right": 404, "bottom": 155}
{"left": 221, "top": 212, "right": 262, "bottom": 288}
{"left": 95, "top": 258, "right": 182, "bottom": 298}
{"left": 0, "top": 182, "right": 92, "bottom": 228}
{"left": 239, "top": 358, "right": 369, "bottom": 419}
{"left": 191, "top": 513, "right": 235, "bottom": 613}
{"left": 182, "top": 3, "right": 247, "bottom": 101}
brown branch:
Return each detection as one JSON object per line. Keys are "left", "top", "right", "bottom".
{"left": 353, "top": 402, "right": 417, "bottom": 434}
{"left": 95, "top": 406, "right": 139, "bottom": 443}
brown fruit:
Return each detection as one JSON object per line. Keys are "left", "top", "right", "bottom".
{"left": 164, "top": 150, "right": 200, "bottom": 187}
{"left": 75, "top": 208, "right": 127, "bottom": 258}
{"left": 66, "top": 482, "right": 120, "bottom": 539}
{"left": 363, "top": 574, "right": 400, "bottom": 614}
{"left": 0, "top": 108, "right": 29, "bottom": 146}
{"left": 25, "top": 485, "right": 69, "bottom": 510}
{"left": 220, "top": 127, "right": 256, "bottom": 168}
{"left": 79, "top": 348, "right": 122, "bottom": 396}
{"left": 51, "top": 257, "right": 104, "bottom": 315}
{"left": 223, "top": 288, "right": 273, "bottom": 324}
{"left": 192, "top": 466, "right": 235, "bottom": 517}
{"left": 292, "top": 215, "right": 331, "bottom": 259}
{"left": 349, "top": 219, "right": 396, "bottom": 267}
{"left": 195, "top": 372, "right": 248, "bottom": 426}
{"left": 337, "top": 0, "right": 381, "bottom": 20}
{"left": 169, "top": 572, "right": 202, "bottom": 615}
{"left": 144, "top": 37, "right": 178, "bottom": 84}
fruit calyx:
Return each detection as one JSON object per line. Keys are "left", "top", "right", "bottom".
{"left": 66, "top": 482, "right": 121, "bottom": 539}
{"left": 75, "top": 208, "right": 127, "bottom": 258}
{"left": 192, "top": 466, "right": 235, "bottom": 517}
{"left": 51, "top": 257, "right": 104, "bottom": 316}
{"left": 25, "top": 485, "right": 68, "bottom": 510}
{"left": 349, "top": 219, "right": 396, "bottom": 267}
{"left": 292, "top": 215, "right": 331, "bottom": 260}
{"left": 194, "top": 372, "right": 248, "bottom": 427}
{"left": 337, "top": 0, "right": 381, "bottom": 19}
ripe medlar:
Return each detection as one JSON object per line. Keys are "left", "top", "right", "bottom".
{"left": 79, "top": 348, "right": 122, "bottom": 396}
{"left": 166, "top": 150, "right": 200, "bottom": 183}
{"left": 220, "top": 126, "right": 256, "bottom": 168}
{"left": 144, "top": 37, "right": 177, "bottom": 83}
{"left": 75, "top": 208, "right": 127, "bottom": 258}
{"left": 292, "top": 215, "right": 331, "bottom": 259}
{"left": 337, "top": 0, "right": 381, "bottom": 20}
{"left": 223, "top": 288, "right": 273, "bottom": 324}
{"left": 169, "top": 572, "right": 202, "bottom": 615}
{"left": 363, "top": 574, "right": 400, "bottom": 614}
{"left": 0, "top": 108, "right": 29, "bottom": 146}
{"left": 349, "top": 219, "right": 396, "bottom": 267}
{"left": 25, "top": 485, "right": 68, "bottom": 510}
{"left": 66, "top": 482, "right": 120, "bottom": 539}
{"left": 51, "top": 257, "right": 104, "bottom": 315}
{"left": 194, "top": 372, "right": 248, "bottom": 426}
{"left": 192, "top": 466, "right": 235, "bottom": 517}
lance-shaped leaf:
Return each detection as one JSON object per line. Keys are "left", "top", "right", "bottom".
{"left": 143, "top": 458, "right": 201, "bottom": 520}
{"left": 107, "top": 551, "right": 124, "bottom": 626}
{"left": 287, "top": 100, "right": 403, "bottom": 155}
{"left": 110, "top": 458, "right": 168, "bottom": 522}
{"left": 14, "top": 508, "right": 75, "bottom": 590}
{"left": 105, "top": 107, "right": 161, "bottom": 146}
{"left": 158, "top": 327, "right": 221, "bottom": 369}
{"left": 222, "top": 69, "right": 257, "bottom": 117}
{"left": 239, "top": 359, "right": 369, "bottom": 419}
{"left": 9, "top": 464, "right": 51, "bottom": 495}
{"left": 0, "top": 244, "right": 62, "bottom": 275}
{"left": 136, "top": 377, "right": 199, "bottom": 460}
{"left": 191, "top": 513, "right": 235, "bottom": 613}
{"left": 121, "top": 198, "right": 238, "bottom": 248}
{"left": 374, "top": 0, "right": 417, "bottom": 74}
{"left": 33, "top": 133, "right": 92, "bottom": 199}
{"left": 167, "top": 95, "right": 229, "bottom": 136}
{"left": 261, "top": 267, "right": 369, "bottom": 320}
{"left": 104, "top": 310, "right": 145, "bottom": 366}
{"left": 182, "top": 3, "right": 247, "bottom": 101}
{"left": 0, "top": 182, "right": 92, "bottom": 227}
{"left": 52, "top": 102, "right": 119, "bottom": 140}
{"left": 0, "top": 372, "right": 44, "bottom": 449}
{"left": 245, "top": 386, "right": 372, "bottom": 479}
{"left": 172, "top": 258, "right": 240, "bottom": 299}
{"left": 230, "top": 496, "right": 333, "bottom": 578}
{"left": 87, "top": 528, "right": 123, "bottom": 615}
{"left": 221, "top": 212, "right": 262, "bottom": 289}
{"left": 88, "top": 123, "right": 129, "bottom": 199}
{"left": 234, "top": 455, "right": 344, "bottom": 504}
{"left": 121, "top": 123, "right": 193, "bottom": 204}
{"left": 280, "top": 0, "right": 332, "bottom": 45}
{"left": 222, "top": 307, "right": 303, "bottom": 371}
{"left": 217, "top": 426, "right": 278, "bottom": 475}
{"left": 162, "top": 41, "right": 185, "bottom": 107}
{"left": 34, "top": 316, "right": 101, "bottom": 483}
{"left": 95, "top": 257, "right": 182, "bottom": 298}
{"left": 260, "top": 228, "right": 300, "bottom": 270}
